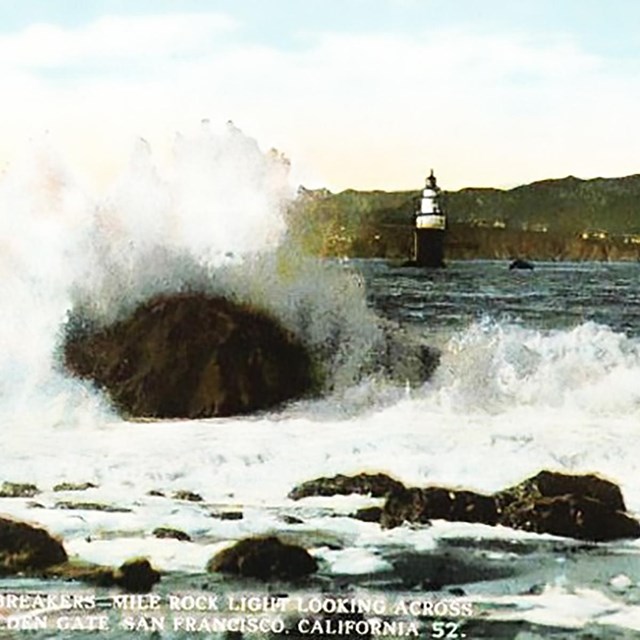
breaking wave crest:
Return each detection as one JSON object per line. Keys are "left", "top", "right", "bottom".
{"left": 0, "top": 123, "right": 390, "bottom": 428}
{"left": 431, "top": 318, "right": 640, "bottom": 417}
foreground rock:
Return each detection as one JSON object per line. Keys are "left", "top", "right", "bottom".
{"left": 0, "top": 482, "right": 40, "bottom": 498}
{"left": 208, "top": 537, "right": 317, "bottom": 580}
{"left": 0, "top": 516, "right": 160, "bottom": 591}
{"left": 294, "top": 469, "right": 640, "bottom": 542}
{"left": 47, "top": 558, "right": 161, "bottom": 593}
{"left": 381, "top": 487, "right": 498, "bottom": 529}
{"left": 495, "top": 470, "right": 639, "bottom": 542}
{"left": 63, "top": 293, "right": 315, "bottom": 418}
{"left": 289, "top": 473, "right": 405, "bottom": 500}
{"left": 0, "top": 517, "right": 67, "bottom": 574}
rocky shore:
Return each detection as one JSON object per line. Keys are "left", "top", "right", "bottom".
{"left": 289, "top": 470, "right": 640, "bottom": 543}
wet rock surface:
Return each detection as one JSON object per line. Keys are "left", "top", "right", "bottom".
{"left": 496, "top": 471, "right": 638, "bottom": 541}
{"left": 207, "top": 536, "right": 318, "bottom": 580}
{"left": 292, "top": 469, "right": 640, "bottom": 542}
{"left": 152, "top": 527, "right": 192, "bottom": 541}
{"left": 289, "top": 473, "right": 405, "bottom": 500}
{"left": 113, "top": 558, "right": 161, "bottom": 593}
{"left": 63, "top": 292, "right": 315, "bottom": 418}
{"left": 54, "top": 501, "right": 132, "bottom": 513}
{"left": 0, "top": 517, "right": 67, "bottom": 574}
{"left": 0, "top": 482, "right": 40, "bottom": 498}
{"left": 53, "top": 482, "right": 98, "bottom": 492}
{"left": 47, "top": 558, "right": 161, "bottom": 593}
{"left": 381, "top": 487, "right": 499, "bottom": 529}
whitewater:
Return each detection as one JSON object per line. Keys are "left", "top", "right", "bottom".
{"left": 2, "top": 123, "right": 640, "bottom": 637}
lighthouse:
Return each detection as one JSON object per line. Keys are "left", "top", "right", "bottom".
{"left": 413, "top": 169, "right": 446, "bottom": 267}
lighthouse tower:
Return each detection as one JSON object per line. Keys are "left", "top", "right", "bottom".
{"left": 414, "top": 169, "right": 446, "bottom": 267}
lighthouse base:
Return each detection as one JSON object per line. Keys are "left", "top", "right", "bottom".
{"left": 414, "top": 229, "right": 445, "bottom": 268}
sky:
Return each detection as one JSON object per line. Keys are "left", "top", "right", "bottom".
{"left": 2, "top": 0, "right": 640, "bottom": 191}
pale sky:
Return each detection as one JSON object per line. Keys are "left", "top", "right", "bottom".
{"left": 2, "top": 0, "right": 640, "bottom": 191}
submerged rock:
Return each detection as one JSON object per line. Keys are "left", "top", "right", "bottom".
{"left": 509, "top": 258, "right": 534, "bottom": 270}
{"left": 289, "top": 473, "right": 405, "bottom": 500}
{"left": 63, "top": 293, "right": 316, "bottom": 419}
{"left": 0, "top": 482, "right": 40, "bottom": 498}
{"left": 152, "top": 527, "right": 192, "bottom": 542}
{"left": 376, "top": 325, "right": 440, "bottom": 385}
{"left": 54, "top": 501, "right": 132, "bottom": 513}
{"left": 210, "top": 511, "right": 244, "bottom": 521}
{"left": 172, "top": 490, "right": 203, "bottom": 503}
{"left": 381, "top": 487, "right": 498, "bottom": 529}
{"left": 207, "top": 536, "right": 317, "bottom": 580}
{"left": 53, "top": 482, "right": 98, "bottom": 492}
{"left": 0, "top": 517, "right": 67, "bottom": 574}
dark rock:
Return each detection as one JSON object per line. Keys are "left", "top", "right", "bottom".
{"left": 114, "top": 558, "right": 161, "bottom": 593}
{"left": 54, "top": 501, "right": 132, "bottom": 513}
{"left": 281, "top": 515, "right": 304, "bottom": 525}
{"left": 53, "top": 482, "right": 98, "bottom": 492}
{"left": 376, "top": 326, "right": 441, "bottom": 385}
{"left": 381, "top": 487, "right": 498, "bottom": 529}
{"left": 495, "top": 470, "right": 638, "bottom": 542}
{"left": 496, "top": 470, "right": 627, "bottom": 512}
{"left": 500, "top": 494, "right": 640, "bottom": 542}
{"left": 63, "top": 293, "right": 316, "bottom": 418}
{"left": 0, "top": 482, "right": 40, "bottom": 498}
{"left": 509, "top": 258, "right": 534, "bottom": 270}
{"left": 207, "top": 536, "right": 317, "bottom": 580}
{"left": 147, "top": 490, "right": 165, "bottom": 497}
{"left": 152, "top": 527, "right": 191, "bottom": 542}
{"left": 172, "top": 490, "right": 203, "bottom": 503}
{"left": 0, "top": 517, "right": 67, "bottom": 574}
{"left": 289, "top": 473, "right": 405, "bottom": 501}
{"left": 353, "top": 507, "right": 383, "bottom": 523}
{"left": 45, "top": 562, "right": 114, "bottom": 586}
{"left": 45, "top": 558, "right": 160, "bottom": 592}
{"left": 210, "top": 511, "right": 243, "bottom": 521}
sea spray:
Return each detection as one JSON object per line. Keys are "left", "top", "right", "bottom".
{"left": 0, "top": 121, "right": 401, "bottom": 426}
{"left": 430, "top": 318, "right": 640, "bottom": 416}
{"left": 69, "top": 123, "right": 392, "bottom": 396}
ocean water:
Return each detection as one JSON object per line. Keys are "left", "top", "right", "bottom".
{"left": 1, "top": 127, "right": 640, "bottom": 638}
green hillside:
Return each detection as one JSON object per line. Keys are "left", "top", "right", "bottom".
{"left": 286, "top": 174, "right": 640, "bottom": 260}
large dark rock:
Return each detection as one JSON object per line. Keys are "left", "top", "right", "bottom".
{"left": 499, "top": 494, "right": 640, "bottom": 542}
{"left": 207, "top": 536, "right": 317, "bottom": 580}
{"left": 496, "top": 470, "right": 627, "bottom": 513}
{"left": 495, "top": 470, "right": 638, "bottom": 542}
{"left": 63, "top": 293, "right": 315, "bottom": 418}
{"left": 381, "top": 487, "right": 499, "bottom": 529}
{"left": 0, "top": 517, "right": 67, "bottom": 574}
{"left": 289, "top": 473, "right": 405, "bottom": 501}
{"left": 379, "top": 470, "right": 639, "bottom": 542}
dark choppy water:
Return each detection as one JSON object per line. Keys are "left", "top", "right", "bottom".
{"left": 352, "top": 259, "right": 640, "bottom": 337}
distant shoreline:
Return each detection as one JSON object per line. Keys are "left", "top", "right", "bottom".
{"left": 287, "top": 176, "right": 640, "bottom": 262}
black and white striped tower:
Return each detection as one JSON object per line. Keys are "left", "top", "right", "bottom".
{"left": 414, "top": 169, "right": 446, "bottom": 267}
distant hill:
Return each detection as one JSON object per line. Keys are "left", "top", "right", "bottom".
{"left": 286, "top": 174, "right": 640, "bottom": 261}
